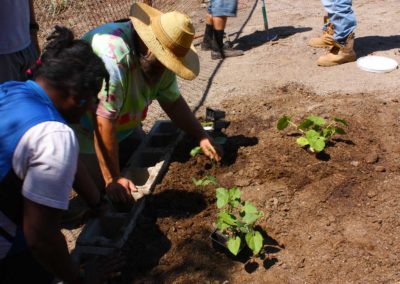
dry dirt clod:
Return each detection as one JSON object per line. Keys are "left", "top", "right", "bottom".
{"left": 365, "top": 153, "right": 379, "bottom": 164}
{"left": 374, "top": 166, "right": 386, "bottom": 172}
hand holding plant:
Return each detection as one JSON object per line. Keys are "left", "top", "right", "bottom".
{"left": 277, "top": 115, "right": 348, "bottom": 152}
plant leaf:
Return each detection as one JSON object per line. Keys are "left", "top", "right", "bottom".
{"left": 193, "top": 176, "right": 217, "bottom": 187}
{"left": 216, "top": 187, "right": 229, "bottom": 208}
{"left": 333, "top": 117, "right": 348, "bottom": 126}
{"left": 335, "top": 127, "right": 346, "bottom": 135}
{"left": 201, "top": 121, "right": 214, "bottom": 127}
{"left": 190, "top": 146, "right": 203, "bottom": 157}
{"left": 296, "top": 137, "right": 309, "bottom": 146}
{"left": 227, "top": 235, "right": 241, "bottom": 256}
{"left": 216, "top": 218, "right": 230, "bottom": 231}
{"left": 307, "top": 115, "right": 326, "bottom": 126}
{"left": 214, "top": 136, "right": 228, "bottom": 145}
{"left": 192, "top": 177, "right": 202, "bottom": 186}
{"left": 309, "top": 136, "right": 326, "bottom": 152}
{"left": 245, "top": 231, "right": 264, "bottom": 255}
{"left": 229, "top": 187, "right": 241, "bottom": 201}
{"left": 298, "top": 119, "right": 313, "bottom": 130}
{"left": 322, "top": 126, "right": 335, "bottom": 138}
{"left": 217, "top": 211, "right": 237, "bottom": 226}
{"left": 241, "top": 202, "right": 261, "bottom": 225}
{"left": 277, "top": 116, "right": 291, "bottom": 130}
{"left": 242, "top": 201, "right": 258, "bottom": 214}
{"left": 305, "top": 129, "right": 320, "bottom": 141}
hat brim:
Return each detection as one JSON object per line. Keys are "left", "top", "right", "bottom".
{"left": 130, "top": 3, "right": 200, "bottom": 80}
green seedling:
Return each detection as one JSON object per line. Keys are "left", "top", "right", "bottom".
{"left": 192, "top": 175, "right": 218, "bottom": 187}
{"left": 190, "top": 136, "right": 227, "bottom": 159}
{"left": 194, "top": 177, "right": 264, "bottom": 256}
{"left": 201, "top": 121, "right": 214, "bottom": 127}
{"left": 277, "top": 115, "right": 348, "bottom": 153}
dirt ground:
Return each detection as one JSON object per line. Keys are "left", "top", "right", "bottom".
{"left": 48, "top": 0, "right": 399, "bottom": 282}
{"left": 117, "top": 0, "right": 400, "bottom": 283}
{"left": 121, "top": 83, "right": 400, "bottom": 283}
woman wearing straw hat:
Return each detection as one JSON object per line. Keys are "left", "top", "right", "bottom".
{"left": 77, "top": 3, "right": 222, "bottom": 204}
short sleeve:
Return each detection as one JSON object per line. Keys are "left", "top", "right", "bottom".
{"left": 12, "top": 122, "right": 79, "bottom": 210}
{"left": 89, "top": 33, "right": 130, "bottom": 120}
{"left": 95, "top": 56, "right": 127, "bottom": 120}
{"left": 156, "top": 70, "right": 181, "bottom": 103}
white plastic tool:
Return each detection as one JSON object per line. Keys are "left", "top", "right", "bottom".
{"left": 357, "top": 55, "right": 398, "bottom": 73}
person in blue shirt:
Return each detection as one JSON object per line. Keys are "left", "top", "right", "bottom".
{"left": 0, "top": 26, "right": 122, "bottom": 284}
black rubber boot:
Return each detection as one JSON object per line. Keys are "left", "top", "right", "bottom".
{"left": 201, "top": 24, "right": 213, "bottom": 51}
{"left": 211, "top": 29, "right": 244, "bottom": 60}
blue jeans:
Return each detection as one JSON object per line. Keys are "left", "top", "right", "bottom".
{"left": 208, "top": 0, "right": 238, "bottom": 17}
{"left": 321, "top": 0, "right": 356, "bottom": 43}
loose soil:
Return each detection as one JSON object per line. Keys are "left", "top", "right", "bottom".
{"left": 49, "top": 0, "right": 400, "bottom": 282}
{"left": 118, "top": 83, "right": 400, "bottom": 283}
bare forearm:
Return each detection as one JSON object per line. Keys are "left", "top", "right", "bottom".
{"left": 94, "top": 117, "right": 121, "bottom": 184}
{"left": 160, "top": 96, "right": 207, "bottom": 141}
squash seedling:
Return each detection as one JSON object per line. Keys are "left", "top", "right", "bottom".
{"left": 277, "top": 115, "right": 348, "bottom": 153}
{"left": 190, "top": 136, "right": 227, "bottom": 186}
{"left": 194, "top": 177, "right": 264, "bottom": 256}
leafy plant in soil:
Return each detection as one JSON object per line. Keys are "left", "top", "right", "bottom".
{"left": 194, "top": 176, "right": 264, "bottom": 256}
{"left": 189, "top": 137, "right": 228, "bottom": 158}
{"left": 277, "top": 115, "right": 348, "bottom": 152}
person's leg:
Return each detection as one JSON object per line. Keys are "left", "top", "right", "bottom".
{"left": 1, "top": 232, "right": 54, "bottom": 284}
{"left": 308, "top": 0, "right": 335, "bottom": 48}
{"left": 317, "top": 0, "right": 356, "bottom": 66}
{"left": 118, "top": 127, "right": 146, "bottom": 168}
{"left": 328, "top": 0, "right": 356, "bottom": 43}
{"left": 210, "top": 0, "right": 243, "bottom": 59}
{"left": 0, "top": 42, "right": 39, "bottom": 83}
{"left": 201, "top": 12, "right": 214, "bottom": 50}
{"left": 0, "top": 52, "right": 23, "bottom": 83}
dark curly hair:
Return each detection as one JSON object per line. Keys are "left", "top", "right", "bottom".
{"left": 29, "top": 26, "right": 109, "bottom": 97}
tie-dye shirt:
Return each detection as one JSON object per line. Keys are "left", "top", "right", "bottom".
{"left": 78, "top": 21, "right": 180, "bottom": 152}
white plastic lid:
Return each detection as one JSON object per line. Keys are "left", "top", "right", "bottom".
{"left": 357, "top": 55, "right": 398, "bottom": 73}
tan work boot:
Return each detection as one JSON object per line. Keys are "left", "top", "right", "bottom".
{"left": 308, "top": 23, "right": 335, "bottom": 48}
{"left": 317, "top": 33, "right": 356, "bottom": 67}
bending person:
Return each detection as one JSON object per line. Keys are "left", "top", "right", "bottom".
{"left": 0, "top": 26, "right": 122, "bottom": 283}
{"left": 76, "top": 3, "right": 222, "bottom": 205}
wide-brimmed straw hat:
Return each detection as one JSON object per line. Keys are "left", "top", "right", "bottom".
{"left": 129, "top": 3, "right": 199, "bottom": 80}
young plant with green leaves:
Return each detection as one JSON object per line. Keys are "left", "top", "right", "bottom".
{"left": 190, "top": 137, "right": 227, "bottom": 159}
{"left": 193, "top": 177, "right": 264, "bottom": 256}
{"left": 277, "top": 115, "right": 348, "bottom": 153}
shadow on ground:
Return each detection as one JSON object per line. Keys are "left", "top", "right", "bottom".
{"left": 211, "top": 226, "right": 282, "bottom": 273}
{"left": 233, "top": 26, "right": 312, "bottom": 51}
{"left": 355, "top": 35, "right": 400, "bottom": 57}
{"left": 147, "top": 189, "right": 207, "bottom": 218}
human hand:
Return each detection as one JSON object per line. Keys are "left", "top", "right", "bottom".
{"left": 105, "top": 177, "right": 137, "bottom": 204}
{"left": 199, "top": 137, "right": 222, "bottom": 162}
{"left": 82, "top": 251, "right": 125, "bottom": 284}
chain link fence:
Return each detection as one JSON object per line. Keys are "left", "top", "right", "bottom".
{"left": 34, "top": 0, "right": 207, "bottom": 48}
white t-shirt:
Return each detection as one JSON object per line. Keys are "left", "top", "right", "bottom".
{"left": 0, "top": 121, "right": 78, "bottom": 259}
